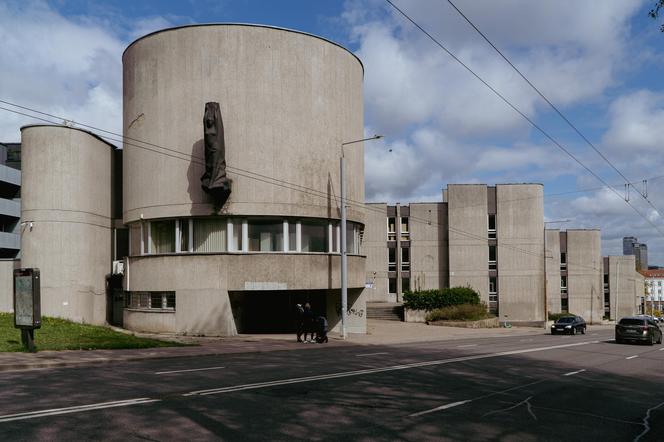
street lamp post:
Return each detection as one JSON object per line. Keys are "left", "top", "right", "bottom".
{"left": 340, "top": 135, "right": 382, "bottom": 339}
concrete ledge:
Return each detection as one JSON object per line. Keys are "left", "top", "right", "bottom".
{"left": 404, "top": 309, "right": 427, "bottom": 323}
{"left": 428, "top": 317, "right": 500, "bottom": 328}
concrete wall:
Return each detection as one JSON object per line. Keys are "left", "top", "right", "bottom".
{"left": 607, "top": 255, "right": 641, "bottom": 319}
{"left": 545, "top": 229, "right": 562, "bottom": 314}
{"left": 448, "top": 185, "right": 489, "bottom": 301}
{"left": 124, "top": 253, "right": 366, "bottom": 335}
{"left": 566, "top": 230, "right": 602, "bottom": 323}
{"left": 123, "top": 24, "right": 364, "bottom": 224}
{"left": 20, "top": 126, "right": 114, "bottom": 325}
{"left": 410, "top": 203, "right": 447, "bottom": 291}
{"left": 496, "top": 184, "right": 544, "bottom": 322}
{"left": 363, "top": 203, "right": 388, "bottom": 302}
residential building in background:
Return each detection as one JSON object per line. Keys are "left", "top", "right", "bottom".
{"left": 0, "top": 142, "right": 21, "bottom": 259}
{"left": 641, "top": 268, "right": 664, "bottom": 314}
{"left": 365, "top": 185, "right": 644, "bottom": 324}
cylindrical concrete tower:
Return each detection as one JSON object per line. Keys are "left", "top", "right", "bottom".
{"left": 121, "top": 25, "right": 367, "bottom": 336}
{"left": 123, "top": 24, "right": 364, "bottom": 223}
{"left": 20, "top": 125, "right": 114, "bottom": 325}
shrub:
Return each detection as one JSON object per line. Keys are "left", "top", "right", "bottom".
{"left": 426, "top": 303, "right": 492, "bottom": 322}
{"left": 548, "top": 312, "right": 576, "bottom": 321}
{"left": 403, "top": 286, "right": 480, "bottom": 311}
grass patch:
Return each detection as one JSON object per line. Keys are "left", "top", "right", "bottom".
{"left": 0, "top": 313, "right": 188, "bottom": 352}
{"left": 426, "top": 303, "right": 494, "bottom": 322}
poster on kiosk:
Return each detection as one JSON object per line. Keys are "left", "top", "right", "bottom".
{"left": 14, "top": 268, "right": 41, "bottom": 351}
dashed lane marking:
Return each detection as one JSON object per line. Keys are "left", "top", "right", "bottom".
{"left": 184, "top": 340, "right": 599, "bottom": 397}
{"left": 626, "top": 355, "right": 639, "bottom": 360}
{"left": 356, "top": 352, "right": 389, "bottom": 357}
{"left": 155, "top": 366, "right": 226, "bottom": 375}
{"left": 456, "top": 344, "right": 477, "bottom": 348}
{"left": 0, "top": 398, "right": 160, "bottom": 423}
{"left": 563, "top": 369, "right": 586, "bottom": 376}
{"left": 409, "top": 400, "right": 472, "bottom": 417}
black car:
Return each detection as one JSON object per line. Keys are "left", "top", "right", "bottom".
{"left": 615, "top": 316, "right": 662, "bottom": 345}
{"left": 551, "top": 316, "right": 586, "bottom": 335}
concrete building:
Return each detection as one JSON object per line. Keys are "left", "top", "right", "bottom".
{"left": 0, "top": 142, "right": 21, "bottom": 259}
{"left": 545, "top": 230, "right": 602, "bottom": 322}
{"left": 641, "top": 268, "right": 664, "bottom": 314}
{"left": 121, "top": 24, "right": 367, "bottom": 335}
{"left": 0, "top": 24, "right": 368, "bottom": 336}
{"left": 365, "top": 186, "right": 644, "bottom": 324}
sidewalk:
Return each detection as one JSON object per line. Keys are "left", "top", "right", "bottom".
{"left": 0, "top": 321, "right": 614, "bottom": 372}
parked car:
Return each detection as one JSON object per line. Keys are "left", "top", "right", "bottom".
{"left": 615, "top": 316, "right": 662, "bottom": 345}
{"left": 551, "top": 316, "right": 586, "bottom": 335}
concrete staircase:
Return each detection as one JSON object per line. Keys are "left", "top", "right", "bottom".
{"left": 366, "top": 302, "right": 404, "bottom": 321}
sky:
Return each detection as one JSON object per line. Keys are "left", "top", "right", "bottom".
{"left": 1, "top": 0, "right": 664, "bottom": 264}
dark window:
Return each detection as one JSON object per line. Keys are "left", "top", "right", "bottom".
{"left": 388, "top": 278, "right": 396, "bottom": 294}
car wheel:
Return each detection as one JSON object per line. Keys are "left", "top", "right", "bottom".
{"left": 658, "top": 334, "right": 662, "bottom": 344}
{"left": 581, "top": 327, "right": 586, "bottom": 335}
{"left": 571, "top": 327, "right": 576, "bottom": 335}
{"left": 649, "top": 335, "right": 654, "bottom": 346}
{"left": 615, "top": 337, "right": 622, "bottom": 344}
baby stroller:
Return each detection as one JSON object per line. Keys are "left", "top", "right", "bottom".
{"left": 315, "top": 316, "right": 328, "bottom": 343}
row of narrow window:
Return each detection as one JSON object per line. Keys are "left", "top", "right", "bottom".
{"left": 130, "top": 218, "right": 362, "bottom": 256}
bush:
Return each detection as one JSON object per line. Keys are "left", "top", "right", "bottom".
{"left": 548, "top": 312, "right": 576, "bottom": 321}
{"left": 403, "top": 286, "right": 480, "bottom": 311}
{"left": 426, "top": 303, "right": 492, "bottom": 322}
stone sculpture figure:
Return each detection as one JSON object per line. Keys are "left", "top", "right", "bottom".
{"left": 201, "top": 102, "right": 231, "bottom": 206}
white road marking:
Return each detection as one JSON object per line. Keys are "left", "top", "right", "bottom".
{"left": 185, "top": 340, "right": 599, "bottom": 397}
{"left": 456, "top": 344, "right": 477, "bottom": 348}
{"left": 0, "top": 398, "right": 160, "bottom": 423}
{"left": 155, "top": 366, "right": 225, "bottom": 375}
{"left": 355, "top": 352, "right": 388, "bottom": 357}
{"left": 563, "top": 369, "right": 586, "bottom": 377}
{"left": 626, "top": 355, "right": 639, "bottom": 360}
{"left": 409, "top": 400, "right": 472, "bottom": 417}
{"left": 659, "top": 348, "right": 664, "bottom": 351}
{"left": 410, "top": 379, "right": 546, "bottom": 418}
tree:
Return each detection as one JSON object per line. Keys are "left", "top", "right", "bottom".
{"left": 650, "top": 0, "right": 664, "bottom": 32}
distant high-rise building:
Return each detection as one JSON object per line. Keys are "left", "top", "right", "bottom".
{"left": 623, "top": 236, "right": 638, "bottom": 256}
{"left": 623, "top": 236, "right": 648, "bottom": 271}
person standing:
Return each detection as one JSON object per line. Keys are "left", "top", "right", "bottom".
{"left": 295, "top": 304, "right": 305, "bottom": 342}
{"left": 303, "top": 302, "right": 315, "bottom": 342}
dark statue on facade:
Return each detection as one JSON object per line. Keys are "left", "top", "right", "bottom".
{"left": 201, "top": 102, "right": 231, "bottom": 207}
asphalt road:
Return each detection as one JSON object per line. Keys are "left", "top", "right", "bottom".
{"left": 0, "top": 328, "right": 662, "bottom": 441}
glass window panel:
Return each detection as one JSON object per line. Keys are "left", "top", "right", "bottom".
{"left": 388, "top": 278, "right": 396, "bottom": 294}
{"left": 151, "top": 220, "right": 175, "bottom": 254}
{"left": 248, "top": 220, "right": 283, "bottom": 252}
{"left": 301, "top": 220, "right": 327, "bottom": 252}
{"left": 142, "top": 223, "right": 149, "bottom": 254}
{"left": 331, "top": 222, "right": 339, "bottom": 253}
{"left": 193, "top": 218, "right": 227, "bottom": 252}
{"left": 230, "top": 220, "right": 243, "bottom": 251}
{"left": 150, "top": 293, "right": 163, "bottom": 309}
{"left": 130, "top": 224, "right": 141, "bottom": 256}
{"left": 388, "top": 248, "right": 396, "bottom": 272}
{"left": 346, "top": 222, "right": 357, "bottom": 255}
{"left": 489, "top": 245, "right": 497, "bottom": 261}
{"left": 288, "top": 222, "right": 297, "bottom": 251}
{"left": 179, "top": 219, "right": 190, "bottom": 252}
{"left": 165, "top": 293, "right": 175, "bottom": 310}
{"left": 402, "top": 277, "right": 410, "bottom": 292}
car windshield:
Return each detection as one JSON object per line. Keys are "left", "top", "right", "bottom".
{"left": 557, "top": 317, "right": 575, "bottom": 323}
{"left": 619, "top": 318, "right": 645, "bottom": 326}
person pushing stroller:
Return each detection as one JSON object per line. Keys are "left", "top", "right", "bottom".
{"left": 315, "top": 315, "right": 328, "bottom": 343}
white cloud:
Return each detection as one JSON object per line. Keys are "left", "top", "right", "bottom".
{"left": 0, "top": 1, "right": 175, "bottom": 143}
{"left": 345, "top": 0, "right": 646, "bottom": 202}
{"left": 603, "top": 90, "right": 664, "bottom": 155}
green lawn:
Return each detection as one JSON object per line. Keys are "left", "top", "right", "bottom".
{"left": 0, "top": 313, "right": 188, "bottom": 352}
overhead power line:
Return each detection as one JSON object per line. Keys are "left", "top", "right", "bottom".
{"left": 444, "top": 0, "right": 664, "bottom": 222}
{"left": 384, "top": 0, "right": 664, "bottom": 239}
{"left": 1, "top": 100, "right": 602, "bottom": 272}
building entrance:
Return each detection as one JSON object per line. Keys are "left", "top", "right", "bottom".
{"left": 230, "top": 290, "right": 327, "bottom": 334}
